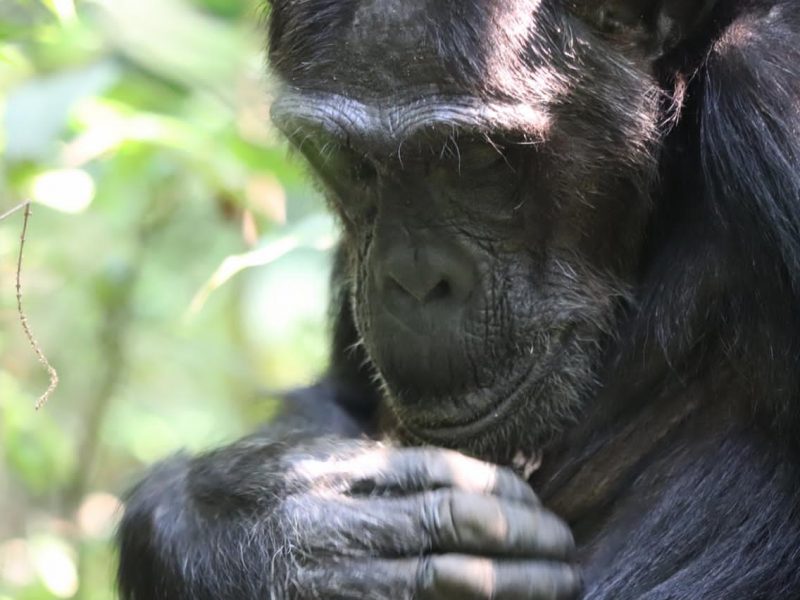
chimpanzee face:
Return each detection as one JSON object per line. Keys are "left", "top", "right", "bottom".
{"left": 269, "top": 0, "right": 679, "bottom": 458}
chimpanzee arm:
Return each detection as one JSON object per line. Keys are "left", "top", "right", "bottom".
{"left": 116, "top": 376, "right": 375, "bottom": 600}
{"left": 116, "top": 376, "right": 578, "bottom": 600}
{"left": 116, "top": 247, "right": 385, "bottom": 599}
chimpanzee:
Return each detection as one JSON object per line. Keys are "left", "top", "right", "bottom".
{"left": 117, "top": 0, "right": 800, "bottom": 598}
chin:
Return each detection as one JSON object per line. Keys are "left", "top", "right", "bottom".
{"left": 381, "top": 330, "right": 600, "bottom": 465}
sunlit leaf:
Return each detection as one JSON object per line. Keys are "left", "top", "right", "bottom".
{"left": 4, "top": 61, "right": 119, "bottom": 161}
{"left": 30, "top": 168, "right": 95, "bottom": 213}
{"left": 89, "top": 0, "right": 255, "bottom": 104}
{"left": 187, "top": 213, "right": 337, "bottom": 317}
{"left": 30, "top": 536, "right": 78, "bottom": 599}
{"left": 42, "top": 0, "right": 77, "bottom": 22}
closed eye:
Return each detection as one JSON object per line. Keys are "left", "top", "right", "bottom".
{"left": 289, "top": 130, "right": 379, "bottom": 188}
{"left": 439, "top": 135, "right": 513, "bottom": 175}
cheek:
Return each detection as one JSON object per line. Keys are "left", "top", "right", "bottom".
{"left": 579, "top": 178, "right": 652, "bottom": 272}
{"left": 530, "top": 144, "right": 654, "bottom": 277}
{"left": 347, "top": 233, "right": 377, "bottom": 336}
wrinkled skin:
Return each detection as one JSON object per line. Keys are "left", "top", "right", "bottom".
{"left": 270, "top": 0, "right": 659, "bottom": 460}
{"left": 117, "top": 1, "right": 800, "bottom": 599}
{"left": 276, "top": 440, "right": 578, "bottom": 599}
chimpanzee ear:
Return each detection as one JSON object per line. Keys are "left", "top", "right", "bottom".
{"left": 573, "top": 0, "right": 717, "bottom": 56}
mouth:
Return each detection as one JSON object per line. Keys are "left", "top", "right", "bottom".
{"left": 390, "top": 325, "right": 578, "bottom": 444}
{"left": 398, "top": 362, "right": 541, "bottom": 443}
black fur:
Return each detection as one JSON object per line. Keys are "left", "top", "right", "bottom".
{"left": 118, "top": 1, "right": 800, "bottom": 598}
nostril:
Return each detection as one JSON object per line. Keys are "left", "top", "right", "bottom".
{"left": 425, "top": 279, "right": 451, "bottom": 302}
{"left": 380, "top": 244, "right": 475, "bottom": 306}
{"left": 386, "top": 275, "right": 451, "bottom": 304}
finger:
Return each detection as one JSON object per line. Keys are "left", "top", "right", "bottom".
{"left": 425, "top": 490, "right": 575, "bottom": 559}
{"left": 295, "top": 446, "right": 537, "bottom": 503}
{"left": 416, "top": 556, "right": 582, "bottom": 600}
{"left": 299, "top": 557, "right": 581, "bottom": 600}
{"left": 288, "top": 490, "right": 573, "bottom": 559}
{"left": 382, "top": 448, "right": 539, "bottom": 504}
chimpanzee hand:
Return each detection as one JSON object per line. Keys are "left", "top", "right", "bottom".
{"left": 276, "top": 440, "right": 580, "bottom": 600}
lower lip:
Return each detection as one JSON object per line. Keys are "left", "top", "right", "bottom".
{"left": 397, "top": 326, "right": 577, "bottom": 442}
{"left": 399, "top": 360, "right": 541, "bottom": 442}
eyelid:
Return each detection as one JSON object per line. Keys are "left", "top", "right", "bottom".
{"left": 453, "top": 141, "right": 514, "bottom": 173}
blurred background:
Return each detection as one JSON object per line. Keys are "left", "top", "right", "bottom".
{"left": 0, "top": 1, "right": 333, "bottom": 598}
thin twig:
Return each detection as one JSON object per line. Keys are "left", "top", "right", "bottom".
{"left": 0, "top": 201, "right": 30, "bottom": 222}
{"left": 12, "top": 202, "right": 59, "bottom": 410}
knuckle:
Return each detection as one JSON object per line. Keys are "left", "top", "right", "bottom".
{"left": 426, "top": 556, "right": 495, "bottom": 600}
{"left": 497, "top": 465, "right": 538, "bottom": 499}
{"left": 551, "top": 564, "right": 583, "bottom": 599}
{"left": 421, "top": 489, "right": 457, "bottom": 549}
{"left": 481, "top": 463, "right": 500, "bottom": 494}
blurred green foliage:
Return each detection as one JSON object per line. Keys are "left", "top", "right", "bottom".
{"left": 0, "top": 1, "right": 333, "bottom": 598}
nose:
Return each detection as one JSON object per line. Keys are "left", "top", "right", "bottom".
{"left": 377, "top": 238, "right": 476, "bottom": 308}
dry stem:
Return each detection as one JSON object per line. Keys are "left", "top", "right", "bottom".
{"left": 3, "top": 201, "right": 59, "bottom": 409}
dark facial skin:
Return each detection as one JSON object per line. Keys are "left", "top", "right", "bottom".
{"left": 272, "top": 0, "right": 661, "bottom": 462}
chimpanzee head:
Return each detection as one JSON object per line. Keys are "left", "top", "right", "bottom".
{"left": 267, "top": 0, "right": 717, "bottom": 460}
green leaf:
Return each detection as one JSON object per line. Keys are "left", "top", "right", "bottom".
{"left": 187, "top": 213, "right": 337, "bottom": 317}
{"left": 4, "top": 60, "right": 119, "bottom": 161}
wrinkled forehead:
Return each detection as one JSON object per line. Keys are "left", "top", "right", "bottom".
{"left": 268, "top": 0, "right": 565, "bottom": 98}
{"left": 267, "top": 0, "right": 657, "bottom": 157}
